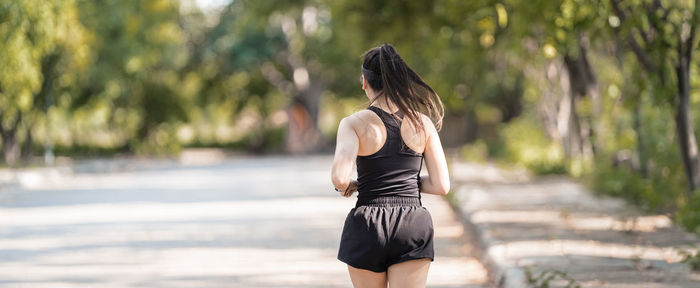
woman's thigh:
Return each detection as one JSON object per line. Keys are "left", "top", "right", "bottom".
{"left": 348, "top": 265, "right": 387, "bottom": 288}
{"left": 386, "top": 258, "right": 431, "bottom": 288}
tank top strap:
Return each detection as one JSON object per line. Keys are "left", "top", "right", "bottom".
{"left": 367, "top": 106, "right": 402, "bottom": 132}
{"left": 395, "top": 109, "right": 404, "bottom": 119}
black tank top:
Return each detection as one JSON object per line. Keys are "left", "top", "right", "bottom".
{"left": 356, "top": 106, "right": 424, "bottom": 201}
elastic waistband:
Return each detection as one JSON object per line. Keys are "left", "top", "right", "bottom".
{"left": 355, "top": 196, "right": 422, "bottom": 208}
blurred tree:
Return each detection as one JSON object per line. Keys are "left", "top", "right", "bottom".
{"left": 75, "top": 0, "right": 187, "bottom": 153}
{"left": 496, "top": 0, "right": 610, "bottom": 161}
{"left": 0, "top": 0, "right": 89, "bottom": 165}
{"left": 181, "top": 0, "right": 347, "bottom": 153}
{"left": 609, "top": 0, "right": 700, "bottom": 193}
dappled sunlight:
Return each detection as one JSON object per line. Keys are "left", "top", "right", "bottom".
{"left": 450, "top": 162, "right": 530, "bottom": 184}
{"left": 434, "top": 221, "right": 465, "bottom": 239}
{"left": 0, "top": 198, "right": 348, "bottom": 227}
{"left": 471, "top": 210, "right": 673, "bottom": 232}
{"left": 0, "top": 247, "right": 349, "bottom": 287}
{"left": 15, "top": 164, "right": 330, "bottom": 192}
{"left": 427, "top": 257, "right": 488, "bottom": 286}
{"left": 488, "top": 240, "right": 685, "bottom": 264}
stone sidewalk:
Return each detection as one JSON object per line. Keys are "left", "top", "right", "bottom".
{"left": 448, "top": 158, "right": 700, "bottom": 288}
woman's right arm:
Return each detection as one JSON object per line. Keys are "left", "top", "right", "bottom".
{"left": 331, "top": 116, "right": 360, "bottom": 197}
{"left": 419, "top": 115, "right": 451, "bottom": 195}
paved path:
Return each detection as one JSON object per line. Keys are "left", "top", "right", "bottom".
{"left": 0, "top": 155, "right": 488, "bottom": 287}
{"left": 450, "top": 159, "right": 700, "bottom": 288}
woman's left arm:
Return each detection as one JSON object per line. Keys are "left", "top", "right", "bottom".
{"left": 331, "top": 116, "right": 359, "bottom": 197}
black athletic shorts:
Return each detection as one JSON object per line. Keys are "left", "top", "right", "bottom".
{"left": 337, "top": 196, "right": 435, "bottom": 273}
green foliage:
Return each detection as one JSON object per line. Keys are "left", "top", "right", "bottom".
{"left": 525, "top": 266, "right": 581, "bottom": 288}
{"left": 52, "top": 144, "right": 127, "bottom": 159}
{"left": 131, "top": 123, "right": 183, "bottom": 156}
{"left": 242, "top": 126, "right": 286, "bottom": 153}
{"left": 499, "top": 118, "right": 567, "bottom": 175}
{"left": 678, "top": 247, "right": 700, "bottom": 271}
{"left": 587, "top": 161, "right": 654, "bottom": 208}
{"left": 0, "top": 0, "right": 90, "bottom": 163}
{"left": 582, "top": 94, "right": 688, "bottom": 214}
{"left": 460, "top": 139, "right": 489, "bottom": 163}
{"left": 677, "top": 193, "right": 700, "bottom": 235}
{"left": 584, "top": 152, "right": 687, "bottom": 213}
{"left": 0, "top": 0, "right": 536, "bottom": 160}
{"left": 75, "top": 0, "right": 187, "bottom": 151}
{"left": 0, "top": 0, "right": 87, "bottom": 101}
{"left": 484, "top": 138, "right": 507, "bottom": 160}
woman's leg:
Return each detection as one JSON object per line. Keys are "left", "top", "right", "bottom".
{"left": 386, "top": 258, "right": 431, "bottom": 288}
{"left": 348, "top": 265, "right": 388, "bottom": 288}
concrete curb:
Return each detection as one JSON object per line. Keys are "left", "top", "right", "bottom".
{"left": 447, "top": 185, "right": 529, "bottom": 288}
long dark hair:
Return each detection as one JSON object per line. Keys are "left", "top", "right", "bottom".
{"left": 361, "top": 43, "right": 444, "bottom": 134}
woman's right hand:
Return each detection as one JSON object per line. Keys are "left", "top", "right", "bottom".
{"left": 341, "top": 179, "right": 358, "bottom": 197}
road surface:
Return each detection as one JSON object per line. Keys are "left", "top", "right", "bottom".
{"left": 0, "top": 155, "right": 488, "bottom": 287}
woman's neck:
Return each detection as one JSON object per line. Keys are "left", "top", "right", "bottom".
{"left": 370, "top": 97, "right": 399, "bottom": 113}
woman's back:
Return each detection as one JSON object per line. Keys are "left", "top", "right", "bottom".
{"left": 354, "top": 106, "right": 427, "bottom": 157}
{"left": 354, "top": 105, "right": 425, "bottom": 201}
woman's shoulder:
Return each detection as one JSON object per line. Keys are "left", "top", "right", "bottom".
{"left": 337, "top": 109, "right": 379, "bottom": 137}
{"left": 342, "top": 109, "right": 434, "bottom": 129}
{"left": 337, "top": 109, "right": 367, "bottom": 129}
{"left": 419, "top": 113, "right": 435, "bottom": 127}
{"left": 343, "top": 109, "right": 375, "bottom": 124}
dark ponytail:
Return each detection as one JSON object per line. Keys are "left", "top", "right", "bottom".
{"left": 361, "top": 43, "right": 445, "bottom": 134}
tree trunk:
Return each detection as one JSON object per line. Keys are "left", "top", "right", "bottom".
{"left": 464, "top": 108, "right": 479, "bottom": 143}
{"left": 562, "top": 38, "right": 600, "bottom": 159}
{"left": 0, "top": 113, "right": 22, "bottom": 166}
{"left": 633, "top": 99, "right": 648, "bottom": 177}
{"left": 284, "top": 71, "right": 325, "bottom": 154}
{"left": 675, "top": 49, "right": 700, "bottom": 191}
{"left": 22, "top": 127, "right": 33, "bottom": 160}
{"left": 559, "top": 56, "right": 584, "bottom": 158}
{"left": 39, "top": 53, "right": 59, "bottom": 164}
{"left": 536, "top": 62, "right": 563, "bottom": 142}
{"left": 580, "top": 43, "right": 604, "bottom": 154}
{"left": 2, "top": 137, "right": 20, "bottom": 166}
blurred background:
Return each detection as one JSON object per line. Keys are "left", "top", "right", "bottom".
{"left": 3, "top": 0, "right": 700, "bottom": 278}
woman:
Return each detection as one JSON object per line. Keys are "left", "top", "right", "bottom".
{"left": 331, "top": 43, "right": 450, "bottom": 288}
